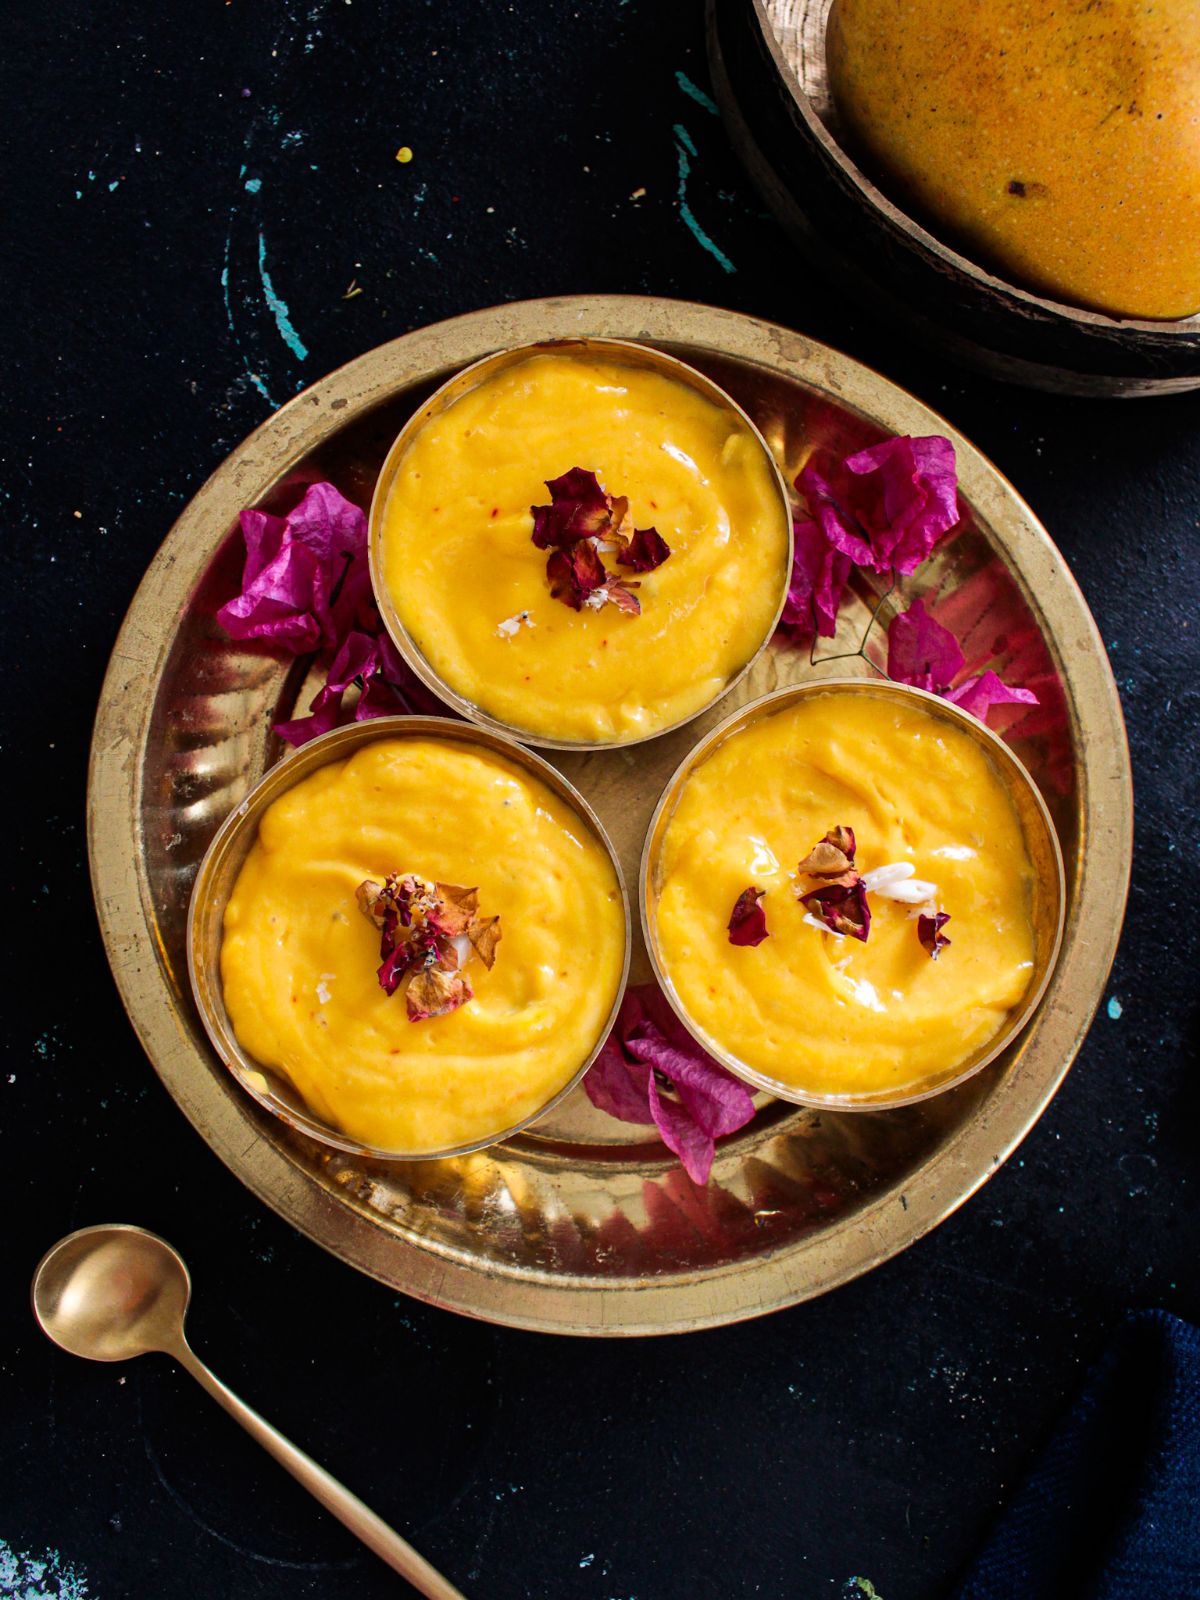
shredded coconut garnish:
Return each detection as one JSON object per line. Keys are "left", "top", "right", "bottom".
{"left": 496, "top": 610, "right": 534, "bottom": 638}
{"left": 862, "top": 862, "right": 939, "bottom": 903}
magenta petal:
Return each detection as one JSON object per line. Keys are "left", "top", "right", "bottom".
{"left": 781, "top": 518, "right": 852, "bottom": 640}
{"left": 844, "top": 434, "right": 960, "bottom": 576}
{"left": 238, "top": 506, "right": 290, "bottom": 588}
{"left": 582, "top": 985, "right": 756, "bottom": 1181}
{"left": 218, "top": 481, "right": 372, "bottom": 654}
{"left": 272, "top": 629, "right": 380, "bottom": 747}
{"left": 799, "top": 460, "right": 876, "bottom": 569}
{"left": 583, "top": 1035, "right": 656, "bottom": 1125}
{"left": 282, "top": 481, "right": 369, "bottom": 568}
{"left": 323, "top": 630, "right": 380, "bottom": 693}
{"left": 944, "top": 670, "right": 1039, "bottom": 723}
{"left": 216, "top": 542, "right": 325, "bottom": 647}
{"left": 646, "top": 1071, "right": 719, "bottom": 1185}
{"left": 273, "top": 684, "right": 346, "bottom": 747}
{"left": 799, "top": 435, "right": 959, "bottom": 578}
{"left": 626, "top": 1025, "right": 755, "bottom": 1140}
{"left": 886, "top": 597, "right": 965, "bottom": 692}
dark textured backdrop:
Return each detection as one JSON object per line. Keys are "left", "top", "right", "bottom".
{"left": 3, "top": 3, "right": 1198, "bottom": 1598}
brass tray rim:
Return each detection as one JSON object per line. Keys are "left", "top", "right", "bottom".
{"left": 87, "top": 294, "right": 1132, "bottom": 1336}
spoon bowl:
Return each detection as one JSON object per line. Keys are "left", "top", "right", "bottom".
{"left": 33, "top": 1224, "right": 190, "bottom": 1363}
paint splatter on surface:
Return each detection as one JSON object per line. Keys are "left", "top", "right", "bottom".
{"left": 1107, "top": 996, "right": 1123, "bottom": 1020}
{"left": 674, "top": 70, "right": 718, "bottom": 116}
{"left": 843, "top": 1580, "right": 884, "bottom": 1600}
{"left": 0, "top": 1541, "right": 91, "bottom": 1600}
{"left": 257, "top": 233, "right": 309, "bottom": 362}
{"left": 672, "top": 124, "right": 736, "bottom": 274}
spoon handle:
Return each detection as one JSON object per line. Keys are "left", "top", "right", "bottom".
{"left": 173, "top": 1341, "right": 468, "bottom": 1599}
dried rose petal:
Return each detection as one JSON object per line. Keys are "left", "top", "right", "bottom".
{"left": 406, "top": 965, "right": 473, "bottom": 1021}
{"left": 728, "top": 887, "right": 769, "bottom": 947}
{"left": 546, "top": 539, "right": 608, "bottom": 609}
{"left": 944, "top": 670, "right": 1039, "bottom": 723}
{"left": 780, "top": 517, "right": 852, "bottom": 641}
{"left": 618, "top": 526, "right": 671, "bottom": 573}
{"left": 800, "top": 879, "right": 871, "bottom": 941}
{"left": 918, "top": 911, "right": 952, "bottom": 959}
{"left": 356, "top": 874, "right": 498, "bottom": 1013}
{"left": 886, "top": 598, "right": 965, "bottom": 692}
{"left": 583, "top": 985, "right": 756, "bottom": 1184}
{"left": 530, "top": 468, "right": 614, "bottom": 549}
{"left": 797, "top": 826, "right": 857, "bottom": 878}
{"left": 799, "top": 435, "right": 959, "bottom": 578}
{"left": 468, "top": 914, "right": 502, "bottom": 970}
{"left": 532, "top": 468, "right": 665, "bottom": 615}
{"left": 599, "top": 578, "right": 642, "bottom": 616}
{"left": 427, "top": 883, "right": 479, "bottom": 939}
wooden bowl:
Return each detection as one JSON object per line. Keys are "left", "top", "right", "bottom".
{"left": 708, "top": 0, "right": 1200, "bottom": 396}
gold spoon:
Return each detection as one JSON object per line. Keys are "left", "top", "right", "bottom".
{"left": 32, "top": 1224, "right": 467, "bottom": 1600}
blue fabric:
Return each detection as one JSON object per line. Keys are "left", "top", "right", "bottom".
{"left": 956, "top": 1310, "right": 1200, "bottom": 1600}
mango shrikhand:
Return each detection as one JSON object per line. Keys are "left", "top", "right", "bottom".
{"left": 220, "top": 737, "right": 626, "bottom": 1153}
{"left": 377, "top": 350, "right": 791, "bottom": 743}
{"left": 651, "top": 690, "right": 1038, "bottom": 1103}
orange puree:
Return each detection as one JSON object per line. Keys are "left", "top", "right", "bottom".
{"left": 652, "top": 692, "right": 1037, "bottom": 1101}
{"left": 221, "top": 738, "right": 625, "bottom": 1152}
{"left": 828, "top": 0, "right": 1200, "bottom": 320}
{"left": 378, "top": 351, "right": 790, "bottom": 743}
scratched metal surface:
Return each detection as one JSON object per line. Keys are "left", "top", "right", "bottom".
{"left": 2, "top": 2, "right": 1199, "bottom": 1598}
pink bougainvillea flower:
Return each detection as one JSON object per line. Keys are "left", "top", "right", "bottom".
{"left": 885, "top": 597, "right": 965, "bottom": 691}
{"left": 944, "top": 670, "right": 1039, "bottom": 722}
{"left": 886, "top": 599, "right": 1039, "bottom": 728}
{"left": 799, "top": 434, "right": 960, "bottom": 578}
{"left": 273, "top": 628, "right": 444, "bottom": 747}
{"left": 583, "top": 984, "right": 756, "bottom": 1185}
{"left": 727, "top": 887, "right": 769, "bottom": 947}
{"left": 918, "top": 911, "right": 952, "bottom": 959}
{"left": 216, "top": 481, "right": 374, "bottom": 651}
{"left": 780, "top": 517, "right": 853, "bottom": 641}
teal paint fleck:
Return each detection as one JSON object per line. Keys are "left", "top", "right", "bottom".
{"left": 672, "top": 123, "right": 736, "bottom": 274}
{"left": 257, "top": 232, "right": 309, "bottom": 361}
{"left": 1108, "top": 996, "right": 1123, "bottom": 1020}
{"left": 0, "top": 1540, "right": 92, "bottom": 1599}
{"left": 675, "top": 70, "right": 718, "bottom": 115}
{"left": 220, "top": 257, "right": 276, "bottom": 407}
{"left": 107, "top": 179, "right": 119, "bottom": 192}
{"left": 244, "top": 176, "right": 262, "bottom": 193}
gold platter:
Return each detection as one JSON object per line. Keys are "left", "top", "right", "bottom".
{"left": 87, "top": 295, "right": 1131, "bottom": 1336}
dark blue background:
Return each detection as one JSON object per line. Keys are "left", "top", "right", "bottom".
{"left": 3, "top": 2, "right": 1198, "bottom": 1597}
